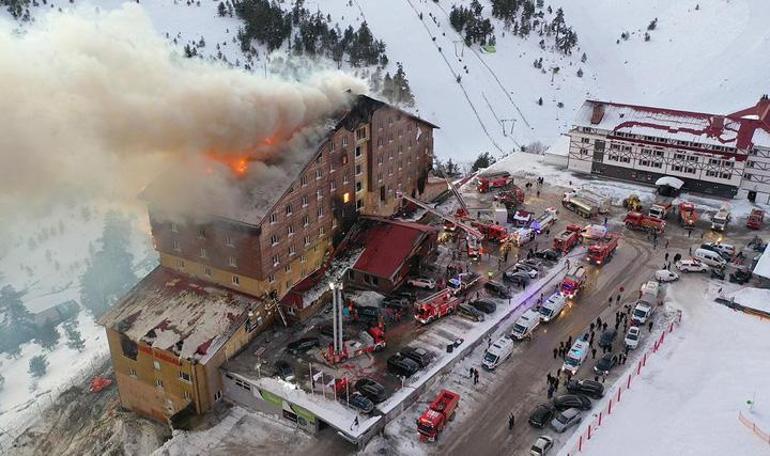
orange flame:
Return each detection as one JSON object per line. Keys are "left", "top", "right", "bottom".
{"left": 206, "top": 151, "right": 251, "bottom": 177}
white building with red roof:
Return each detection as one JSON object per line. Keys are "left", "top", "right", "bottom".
{"left": 567, "top": 96, "right": 770, "bottom": 202}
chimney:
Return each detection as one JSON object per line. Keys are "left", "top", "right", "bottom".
{"left": 590, "top": 103, "right": 605, "bottom": 124}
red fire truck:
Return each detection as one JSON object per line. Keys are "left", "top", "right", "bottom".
{"left": 323, "top": 326, "right": 386, "bottom": 365}
{"left": 747, "top": 208, "right": 765, "bottom": 230}
{"left": 493, "top": 187, "right": 525, "bottom": 208}
{"left": 678, "top": 202, "right": 698, "bottom": 228}
{"left": 414, "top": 289, "right": 460, "bottom": 325}
{"left": 471, "top": 221, "right": 509, "bottom": 243}
{"left": 624, "top": 212, "right": 665, "bottom": 234}
{"left": 586, "top": 234, "right": 619, "bottom": 265}
{"left": 477, "top": 171, "right": 513, "bottom": 193}
{"left": 560, "top": 266, "right": 586, "bottom": 298}
{"left": 416, "top": 389, "right": 460, "bottom": 441}
{"left": 552, "top": 224, "right": 582, "bottom": 254}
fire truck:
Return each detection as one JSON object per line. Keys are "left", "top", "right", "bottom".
{"left": 509, "top": 209, "right": 533, "bottom": 227}
{"left": 414, "top": 289, "right": 461, "bottom": 325}
{"left": 624, "top": 212, "right": 665, "bottom": 234}
{"left": 649, "top": 201, "right": 674, "bottom": 220}
{"left": 416, "top": 389, "right": 460, "bottom": 441}
{"left": 562, "top": 192, "right": 599, "bottom": 219}
{"left": 323, "top": 327, "right": 386, "bottom": 365}
{"left": 553, "top": 224, "right": 582, "bottom": 254}
{"left": 560, "top": 266, "right": 586, "bottom": 298}
{"left": 510, "top": 227, "right": 536, "bottom": 247}
{"left": 747, "top": 208, "right": 765, "bottom": 230}
{"left": 678, "top": 201, "right": 698, "bottom": 228}
{"left": 586, "top": 234, "right": 619, "bottom": 265}
{"left": 493, "top": 187, "right": 525, "bottom": 208}
{"left": 472, "top": 222, "right": 509, "bottom": 243}
{"left": 711, "top": 204, "right": 731, "bottom": 232}
{"left": 530, "top": 207, "right": 558, "bottom": 234}
{"left": 477, "top": 171, "right": 513, "bottom": 193}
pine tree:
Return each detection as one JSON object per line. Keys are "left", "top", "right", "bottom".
{"left": 581, "top": 52, "right": 587, "bottom": 63}
{"left": 0, "top": 285, "right": 36, "bottom": 356}
{"left": 29, "top": 354, "right": 48, "bottom": 378}
{"left": 34, "top": 321, "right": 60, "bottom": 351}
{"left": 537, "top": 97, "right": 543, "bottom": 105}
{"left": 217, "top": 1, "right": 226, "bottom": 17}
{"left": 64, "top": 320, "right": 85, "bottom": 352}
{"left": 80, "top": 212, "right": 138, "bottom": 318}
{"left": 577, "top": 68, "right": 583, "bottom": 77}
{"left": 471, "top": 152, "right": 495, "bottom": 172}
{"left": 392, "top": 63, "right": 415, "bottom": 106}
{"left": 382, "top": 72, "right": 395, "bottom": 102}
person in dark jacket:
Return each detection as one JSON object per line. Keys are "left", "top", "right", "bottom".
{"left": 508, "top": 413, "right": 515, "bottom": 430}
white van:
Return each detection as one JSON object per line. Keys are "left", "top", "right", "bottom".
{"left": 639, "top": 280, "right": 659, "bottom": 305}
{"left": 482, "top": 336, "right": 514, "bottom": 370}
{"left": 562, "top": 339, "right": 590, "bottom": 375}
{"left": 511, "top": 309, "right": 541, "bottom": 340}
{"left": 538, "top": 294, "right": 567, "bottom": 323}
{"left": 693, "top": 248, "right": 727, "bottom": 268}
{"left": 631, "top": 301, "right": 653, "bottom": 325}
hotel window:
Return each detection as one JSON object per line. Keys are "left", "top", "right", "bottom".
{"left": 316, "top": 169, "right": 322, "bottom": 180}
{"left": 342, "top": 137, "right": 348, "bottom": 147}
{"left": 622, "top": 146, "right": 632, "bottom": 152}
{"left": 301, "top": 175, "right": 308, "bottom": 186}
{"left": 377, "top": 138, "right": 383, "bottom": 147}
{"left": 720, "top": 172, "right": 732, "bottom": 179}
{"left": 183, "top": 390, "right": 191, "bottom": 400}
{"left": 128, "top": 368, "right": 137, "bottom": 377}
{"left": 197, "top": 227, "right": 206, "bottom": 239}
{"left": 317, "top": 207, "right": 324, "bottom": 218}
{"left": 315, "top": 189, "right": 322, "bottom": 200}
{"left": 179, "top": 371, "right": 191, "bottom": 382}
{"left": 356, "top": 127, "right": 367, "bottom": 140}
{"left": 285, "top": 204, "right": 293, "bottom": 216}
{"left": 153, "top": 360, "right": 161, "bottom": 370}
{"left": 304, "top": 235, "right": 311, "bottom": 246}
{"left": 303, "top": 215, "right": 309, "bottom": 227}
{"left": 319, "top": 226, "right": 325, "bottom": 237}
{"left": 330, "top": 180, "right": 337, "bottom": 191}
{"left": 356, "top": 199, "right": 364, "bottom": 210}
{"left": 272, "top": 255, "right": 279, "bottom": 266}
{"left": 302, "top": 195, "right": 308, "bottom": 207}
{"left": 204, "top": 267, "right": 212, "bottom": 276}
{"left": 268, "top": 274, "right": 276, "bottom": 283}
{"left": 228, "top": 256, "right": 237, "bottom": 267}
{"left": 619, "top": 156, "right": 630, "bottom": 163}
{"left": 300, "top": 255, "right": 306, "bottom": 263}
{"left": 685, "top": 167, "right": 696, "bottom": 174}
{"left": 579, "top": 148, "right": 588, "bottom": 156}
{"left": 232, "top": 275, "right": 240, "bottom": 286}
{"left": 355, "top": 164, "right": 362, "bottom": 175}
{"left": 610, "top": 144, "right": 620, "bottom": 150}
{"left": 330, "top": 140, "right": 336, "bottom": 151}
{"left": 342, "top": 154, "right": 349, "bottom": 166}
{"left": 343, "top": 192, "right": 351, "bottom": 203}
{"left": 170, "top": 223, "right": 179, "bottom": 233}
{"left": 284, "top": 264, "right": 291, "bottom": 273}
{"left": 355, "top": 146, "right": 362, "bottom": 158}
{"left": 270, "top": 234, "right": 279, "bottom": 245}
{"left": 175, "top": 259, "right": 185, "bottom": 269}
{"left": 581, "top": 137, "right": 590, "bottom": 143}
{"left": 269, "top": 213, "right": 277, "bottom": 224}
{"left": 155, "top": 379, "right": 164, "bottom": 388}
{"left": 674, "top": 153, "right": 685, "bottom": 160}
{"left": 289, "top": 244, "right": 296, "bottom": 256}
{"left": 655, "top": 150, "right": 664, "bottom": 157}
{"left": 652, "top": 161, "right": 662, "bottom": 169}
{"left": 398, "top": 144, "right": 403, "bottom": 154}
{"left": 172, "top": 239, "right": 181, "bottom": 251}
{"left": 672, "top": 165, "right": 683, "bottom": 172}
{"left": 288, "top": 224, "right": 295, "bottom": 236}
{"left": 687, "top": 156, "right": 698, "bottom": 162}
{"left": 356, "top": 181, "right": 363, "bottom": 192}
{"left": 200, "top": 248, "right": 207, "bottom": 259}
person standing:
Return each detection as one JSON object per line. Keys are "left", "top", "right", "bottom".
{"left": 508, "top": 413, "right": 515, "bottom": 430}
{"left": 591, "top": 347, "right": 597, "bottom": 359}
{"left": 616, "top": 295, "right": 621, "bottom": 305}
{"left": 553, "top": 347, "right": 558, "bottom": 359}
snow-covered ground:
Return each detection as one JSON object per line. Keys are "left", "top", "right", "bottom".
{"left": 0, "top": 201, "right": 156, "bottom": 443}
{"left": 560, "top": 276, "right": 770, "bottom": 456}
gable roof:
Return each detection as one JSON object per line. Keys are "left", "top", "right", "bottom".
{"left": 351, "top": 218, "right": 437, "bottom": 280}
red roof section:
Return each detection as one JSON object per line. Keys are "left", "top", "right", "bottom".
{"left": 352, "top": 219, "right": 437, "bottom": 280}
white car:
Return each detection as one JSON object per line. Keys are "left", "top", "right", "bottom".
{"left": 530, "top": 435, "right": 554, "bottom": 456}
{"left": 624, "top": 326, "right": 641, "bottom": 349}
{"left": 654, "top": 269, "right": 679, "bottom": 282}
{"left": 676, "top": 259, "right": 709, "bottom": 273}
{"left": 407, "top": 277, "right": 436, "bottom": 290}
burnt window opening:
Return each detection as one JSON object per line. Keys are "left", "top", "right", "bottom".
{"left": 120, "top": 335, "right": 138, "bottom": 361}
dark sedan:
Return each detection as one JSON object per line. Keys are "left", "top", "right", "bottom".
{"left": 355, "top": 378, "right": 387, "bottom": 403}
{"left": 286, "top": 337, "right": 319, "bottom": 355}
{"left": 534, "top": 249, "right": 561, "bottom": 262}
{"left": 566, "top": 379, "right": 604, "bottom": 399}
{"left": 470, "top": 299, "right": 497, "bottom": 314}
{"left": 598, "top": 329, "right": 617, "bottom": 349}
{"left": 553, "top": 394, "right": 592, "bottom": 411}
{"left": 593, "top": 353, "right": 617, "bottom": 375}
{"left": 528, "top": 403, "right": 555, "bottom": 428}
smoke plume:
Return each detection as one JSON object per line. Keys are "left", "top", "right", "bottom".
{"left": 0, "top": 4, "right": 367, "bottom": 219}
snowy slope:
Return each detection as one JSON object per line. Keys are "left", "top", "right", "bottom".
{"left": 561, "top": 278, "right": 770, "bottom": 456}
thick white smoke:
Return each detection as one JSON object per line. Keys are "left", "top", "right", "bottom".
{"left": 0, "top": 4, "right": 367, "bottom": 218}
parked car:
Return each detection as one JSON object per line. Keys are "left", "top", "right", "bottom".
{"left": 676, "top": 259, "right": 709, "bottom": 273}
{"left": 407, "top": 277, "right": 436, "bottom": 290}
{"left": 400, "top": 346, "right": 433, "bottom": 369}
{"left": 530, "top": 435, "right": 554, "bottom": 456}
{"left": 470, "top": 299, "right": 497, "bottom": 314}
{"left": 383, "top": 296, "right": 410, "bottom": 310}
{"left": 503, "top": 270, "right": 531, "bottom": 287}
{"left": 598, "top": 328, "right": 617, "bottom": 349}
{"left": 457, "top": 303, "right": 485, "bottom": 322}
{"left": 274, "top": 360, "right": 295, "bottom": 381}
{"left": 624, "top": 326, "right": 641, "bottom": 349}
{"left": 654, "top": 269, "right": 679, "bottom": 282}
{"left": 528, "top": 404, "right": 556, "bottom": 428}
{"left": 535, "top": 249, "right": 561, "bottom": 262}
{"left": 701, "top": 242, "right": 736, "bottom": 260}
{"left": 286, "top": 337, "right": 320, "bottom": 355}
{"left": 565, "top": 379, "right": 604, "bottom": 399}
{"left": 355, "top": 378, "right": 387, "bottom": 403}
{"left": 631, "top": 302, "right": 654, "bottom": 325}
{"left": 513, "top": 262, "right": 540, "bottom": 278}
{"left": 346, "top": 392, "right": 374, "bottom": 414}
{"left": 711, "top": 268, "right": 726, "bottom": 280}
{"left": 484, "top": 281, "right": 511, "bottom": 299}
{"left": 387, "top": 353, "right": 420, "bottom": 378}
{"left": 550, "top": 408, "right": 582, "bottom": 433}
{"left": 553, "top": 394, "right": 592, "bottom": 411}
{"left": 594, "top": 353, "right": 617, "bottom": 375}
{"left": 730, "top": 268, "right": 752, "bottom": 284}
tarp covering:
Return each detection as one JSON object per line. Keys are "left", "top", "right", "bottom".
{"left": 753, "top": 243, "right": 770, "bottom": 279}
{"left": 655, "top": 176, "right": 684, "bottom": 189}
